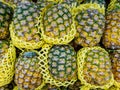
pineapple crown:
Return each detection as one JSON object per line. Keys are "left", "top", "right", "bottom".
{"left": 23, "top": 52, "right": 37, "bottom": 58}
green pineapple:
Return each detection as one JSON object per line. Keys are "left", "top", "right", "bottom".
{"left": 0, "top": 1, "right": 13, "bottom": 39}
{"left": 74, "top": 0, "right": 105, "bottom": 47}
{"left": 14, "top": 51, "right": 43, "bottom": 90}
{"left": 40, "top": 2, "right": 75, "bottom": 44}
{"left": 11, "top": 0, "right": 43, "bottom": 49}
{"left": 77, "top": 47, "right": 113, "bottom": 89}
{"left": 39, "top": 44, "right": 77, "bottom": 87}
{"left": 102, "top": 0, "right": 120, "bottom": 49}
{"left": 48, "top": 45, "right": 77, "bottom": 82}
{"left": 110, "top": 50, "right": 120, "bottom": 88}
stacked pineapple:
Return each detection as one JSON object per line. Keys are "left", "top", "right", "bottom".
{"left": 102, "top": 0, "right": 120, "bottom": 49}
{"left": 102, "top": 0, "right": 120, "bottom": 88}
{"left": 1, "top": 0, "right": 120, "bottom": 90}
{"left": 10, "top": 0, "right": 43, "bottom": 49}
{"left": 0, "top": 0, "right": 16, "bottom": 88}
{"left": 39, "top": 44, "right": 77, "bottom": 87}
{"left": 77, "top": 47, "right": 114, "bottom": 90}
{"left": 74, "top": 0, "right": 105, "bottom": 47}
{"left": 14, "top": 51, "right": 43, "bottom": 90}
{"left": 39, "top": 1, "right": 76, "bottom": 44}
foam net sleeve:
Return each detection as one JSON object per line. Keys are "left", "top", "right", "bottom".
{"left": 73, "top": 3, "right": 105, "bottom": 18}
{"left": 77, "top": 47, "right": 114, "bottom": 90}
{"left": 38, "top": 44, "right": 77, "bottom": 87}
{"left": 107, "top": 0, "right": 117, "bottom": 12}
{"left": 38, "top": 4, "right": 76, "bottom": 45}
{"left": 0, "top": 43, "right": 16, "bottom": 87}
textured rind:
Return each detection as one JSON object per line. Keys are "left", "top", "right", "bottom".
{"left": 0, "top": 43, "right": 16, "bottom": 87}
{"left": 10, "top": 22, "right": 44, "bottom": 49}
{"left": 38, "top": 44, "right": 77, "bottom": 87}
{"left": 111, "top": 50, "right": 120, "bottom": 88}
{"left": 14, "top": 50, "right": 45, "bottom": 90}
{"left": 39, "top": 4, "right": 76, "bottom": 45}
{"left": 77, "top": 47, "right": 114, "bottom": 89}
{"left": 73, "top": 3, "right": 105, "bottom": 47}
{"left": 102, "top": 1, "right": 120, "bottom": 49}
{"left": 73, "top": 3, "right": 105, "bottom": 16}
{"left": 13, "top": 82, "right": 45, "bottom": 90}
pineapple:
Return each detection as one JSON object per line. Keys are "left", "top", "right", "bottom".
{"left": 39, "top": 44, "right": 77, "bottom": 87}
{"left": 48, "top": 45, "right": 77, "bottom": 82}
{"left": 40, "top": 2, "right": 76, "bottom": 44}
{"left": 10, "top": 0, "right": 43, "bottom": 49}
{"left": 14, "top": 51, "right": 43, "bottom": 90}
{"left": 110, "top": 50, "right": 120, "bottom": 88}
{"left": 74, "top": 0, "right": 105, "bottom": 47}
{"left": 0, "top": 1, "right": 13, "bottom": 39}
{"left": 77, "top": 47, "right": 114, "bottom": 89}
{"left": 0, "top": 40, "right": 16, "bottom": 87}
{"left": 102, "top": 0, "right": 120, "bottom": 49}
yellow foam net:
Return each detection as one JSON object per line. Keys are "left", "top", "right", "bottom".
{"left": 73, "top": 3, "right": 105, "bottom": 18}
{"left": 10, "top": 22, "right": 44, "bottom": 50}
{"left": 39, "top": 4, "right": 76, "bottom": 45}
{"left": 108, "top": 86, "right": 120, "bottom": 90}
{"left": 0, "top": 43, "right": 16, "bottom": 87}
{"left": 77, "top": 47, "right": 114, "bottom": 90}
{"left": 38, "top": 44, "right": 77, "bottom": 87}
{"left": 107, "top": 0, "right": 117, "bottom": 12}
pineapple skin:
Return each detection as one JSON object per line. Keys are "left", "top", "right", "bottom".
{"left": 48, "top": 45, "right": 77, "bottom": 82}
{"left": 102, "top": 7, "right": 120, "bottom": 49}
{"left": 77, "top": 47, "right": 114, "bottom": 89}
{"left": 110, "top": 50, "right": 120, "bottom": 83}
{"left": 74, "top": 8, "right": 105, "bottom": 47}
{"left": 0, "top": 1, "right": 13, "bottom": 39}
{"left": 14, "top": 51, "right": 42, "bottom": 90}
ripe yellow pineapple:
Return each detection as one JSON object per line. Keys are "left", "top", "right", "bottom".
{"left": 110, "top": 50, "right": 120, "bottom": 88}
{"left": 14, "top": 51, "right": 44, "bottom": 90}
{"left": 0, "top": 1, "right": 13, "bottom": 39}
{"left": 102, "top": 0, "right": 120, "bottom": 49}
{"left": 39, "top": 44, "right": 77, "bottom": 87}
{"left": 10, "top": 0, "right": 43, "bottom": 49}
{"left": 77, "top": 47, "right": 114, "bottom": 89}
{"left": 39, "top": 2, "right": 76, "bottom": 44}
{"left": 0, "top": 40, "right": 16, "bottom": 87}
{"left": 74, "top": 0, "right": 105, "bottom": 47}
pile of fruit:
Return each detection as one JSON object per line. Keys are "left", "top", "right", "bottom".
{"left": 0, "top": 0, "right": 120, "bottom": 90}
